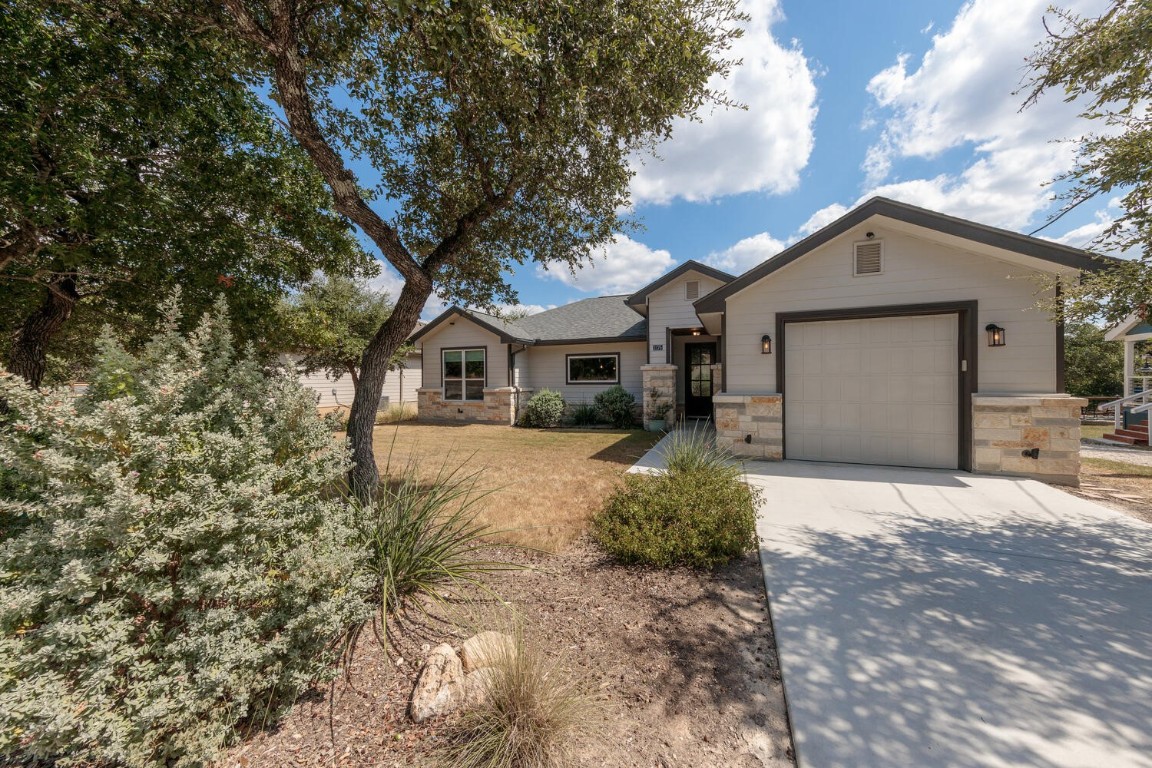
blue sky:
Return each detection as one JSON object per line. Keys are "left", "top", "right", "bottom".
{"left": 367, "top": 0, "right": 1119, "bottom": 319}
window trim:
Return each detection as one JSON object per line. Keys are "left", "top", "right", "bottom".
{"left": 442, "top": 346, "right": 487, "bottom": 401}
{"left": 565, "top": 352, "right": 621, "bottom": 385}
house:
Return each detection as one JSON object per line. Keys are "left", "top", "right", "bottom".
{"left": 1101, "top": 315, "right": 1152, "bottom": 444}
{"left": 414, "top": 197, "right": 1109, "bottom": 485}
{"left": 284, "top": 349, "right": 423, "bottom": 415}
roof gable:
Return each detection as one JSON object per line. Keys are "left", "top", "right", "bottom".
{"left": 695, "top": 197, "right": 1116, "bottom": 314}
{"left": 627, "top": 260, "right": 734, "bottom": 309}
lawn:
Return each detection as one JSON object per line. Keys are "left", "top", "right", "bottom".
{"left": 369, "top": 423, "right": 660, "bottom": 551}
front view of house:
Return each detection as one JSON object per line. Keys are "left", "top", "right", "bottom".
{"left": 413, "top": 197, "right": 1105, "bottom": 485}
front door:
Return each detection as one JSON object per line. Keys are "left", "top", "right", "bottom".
{"left": 684, "top": 342, "right": 717, "bottom": 419}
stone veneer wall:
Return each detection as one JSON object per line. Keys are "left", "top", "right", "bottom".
{"left": 972, "top": 394, "right": 1086, "bottom": 486}
{"left": 714, "top": 393, "right": 783, "bottom": 460}
{"left": 417, "top": 387, "right": 530, "bottom": 425}
{"left": 641, "top": 364, "right": 677, "bottom": 431}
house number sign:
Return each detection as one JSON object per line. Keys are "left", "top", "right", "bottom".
{"left": 652, "top": 344, "right": 664, "bottom": 351}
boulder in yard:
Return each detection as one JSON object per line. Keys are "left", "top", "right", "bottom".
{"left": 463, "top": 666, "right": 500, "bottom": 707}
{"left": 408, "top": 643, "right": 464, "bottom": 723}
{"left": 461, "top": 631, "right": 516, "bottom": 672}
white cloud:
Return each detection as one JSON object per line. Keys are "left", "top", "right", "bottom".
{"left": 491, "top": 303, "right": 553, "bottom": 317}
{"left": 704, "top": 232, "right": 788, "bottom": 274}
{"left": 861, "top": 0, "right": 1111, "bottom": 230}
{"left": 798, "top": 203, "right": 849, "bottom": 237}
{"left": 629, "top": 0, "right": 818, "bottom": 204}
{"left": 536, "top": 235, "right": 676, "bottom": 294}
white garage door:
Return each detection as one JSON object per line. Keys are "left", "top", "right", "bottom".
{"left": 784, "top": 314, "right": 958, "bottom": 469}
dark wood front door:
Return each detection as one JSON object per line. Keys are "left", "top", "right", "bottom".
{"left": 684, "top": 342, "right": 717, "bottom": 418}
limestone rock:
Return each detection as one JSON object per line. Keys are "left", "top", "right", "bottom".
{"left": 464, "top": 666, "right": 499, "bottom": 707}
{"left": 461, "top": 631, "right": 516, "bottom": 672}
{"left": 408, "top": 643, "right": 464, "bottom": 722}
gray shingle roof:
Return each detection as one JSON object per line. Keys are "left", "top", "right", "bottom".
{"left": 411, "top": 295, "right": 647, "bottom": 345}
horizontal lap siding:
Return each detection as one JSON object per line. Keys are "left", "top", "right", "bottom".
{"left": 419, "top": 321, "right": 507, "bottom": 389}
{"left": 725, "top": 229, "right": 1058, "bottom": 394}
{"left": 286, "top": 353, "right": 422, "bottom": 407}
{"left": 521, "top": 342, "right": 646, "bottom": 403}
{"left": 648, "top": 273, "right": 726, "bottom": 364}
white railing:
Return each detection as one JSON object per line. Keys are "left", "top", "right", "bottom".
{"left": 1100, "top": 391, "right": 1152, "bottom": 431}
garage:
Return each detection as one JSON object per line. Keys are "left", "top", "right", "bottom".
{"left": 783, "top": 313, "right": 959, "bottom": 469}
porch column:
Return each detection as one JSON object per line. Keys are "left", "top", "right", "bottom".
{"left": 641, "top": 364, "right": 677, "bottom": 431}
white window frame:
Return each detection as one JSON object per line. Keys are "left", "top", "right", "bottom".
{"left": 566, "top": 353, "right": 621, "bottom": 385}
{"left": 442, "top": 348, "right": 486, "bottom": 401}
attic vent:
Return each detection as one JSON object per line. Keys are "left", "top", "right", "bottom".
{"left": 853, "top": 241, "right": 883, "bottom": 276}
{"left": 686, "top": 280, "right": 700, "bottom": 300}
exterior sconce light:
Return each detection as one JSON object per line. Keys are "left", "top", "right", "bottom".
{"left": 986, "top": 324, "right": 1006, "bottom": 347}
{"left": 691, "top": 328, "right": 701, "bottom": 336}
{"left": 761, "top": 335, "right": 772, "bottom": 354}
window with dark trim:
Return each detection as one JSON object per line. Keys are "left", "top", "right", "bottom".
{"left": 443, "top": 348, "right": 485, "bottom": 400}
{"left": 567, "top": 353, "right": 620, "bottom": 384}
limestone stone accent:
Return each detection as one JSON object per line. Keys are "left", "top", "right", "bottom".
{"left": 417, "top": 387, "right": 531, "bottom": 425}
{"left": 409, "top": 644, "right": 464, "bottom": 722}
{"left": 972, "top": 395, "right": 1087, "bottom": 486}
{"left": 641, "top": 364, "right": 677, "bottom": 431}
{"left": 461, "top": 631, "right": 516, "bottom": 673}
{"left": 714, "top": 393, "right": 783, "bottom": 460}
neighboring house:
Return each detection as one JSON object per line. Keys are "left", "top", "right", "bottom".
{"left": 415, "top": 197, "right": 1111, "bottom": 485}
{"left": 284, "top": 350, "right": 423, "bottom": 413}
{"left": 1101, "top": 315, "right": 1152, "bottom": 445}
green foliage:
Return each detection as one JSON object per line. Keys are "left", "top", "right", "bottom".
{"left": 662, "top": 424, "right": 733, "bottom": 475}
{"left": 347, "top": 455, "right": 512, "bottom": 652}
{"left": 0, "top": 0, "right": 370, "bottom": 377}
{"left": 1064, "top": 322, "right": 1125, "bottom": 396}
{"left": 593, "top": 434, "right": 758, "bottom": 569}
{"left": 568, "top": 402, "right": 601, "bottom": 427}
{"left": 279, "top": 275, "right": 402, "bottom": 387}
{"left": 1023, "top": 1, "right": 1152, "bottom": 323}
{"left": 446, "top": 631, "right": 591, "bottom": 768}
{"left": 520, "top": 389, "right": 566, "bottom": 428}
{"left": 594, "top": 385, "right": 637, "bottom": 428}
{"left": 0, "top": 298, "right": 369, "bottom": 767}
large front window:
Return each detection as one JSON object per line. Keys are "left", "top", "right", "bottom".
{"left": 567, "top": 353, "right": 620, "bottom": 384}
{"left": 443, "top": 349, "right": 485, "bottom": 400}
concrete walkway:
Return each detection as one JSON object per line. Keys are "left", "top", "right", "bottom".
{"left": 748, "top": 461, "right": 1152, "bottom": 768}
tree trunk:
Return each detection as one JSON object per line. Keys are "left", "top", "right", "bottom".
{"left": 7, "top": 275, "right": 80, "bottom": 388}
{"left": 346, "top": 277, "right": 432, "bottom": 501}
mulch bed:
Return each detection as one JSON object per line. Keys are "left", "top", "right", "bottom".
{"left": 222, "top": 542, "right": 795, "bottom": 767}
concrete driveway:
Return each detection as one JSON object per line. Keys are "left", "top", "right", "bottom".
{"left": 748, "top": 461, "right": 1152, "bottom": 768}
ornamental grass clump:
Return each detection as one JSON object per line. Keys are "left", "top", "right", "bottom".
{"left": 346, "top": 452, "right": 515, "bottom": 654}
{"left": 0, "top": 297, "right": 370, "bottom": 768}
{"left": 445, "top": 631, "right": 592, "bottom": 768}
{"left": 592, "top": 429, "right": 759, "bottom": 569}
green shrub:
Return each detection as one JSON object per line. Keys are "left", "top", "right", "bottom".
{"left": 446, "top": 631, "right": 591, "bottom": 768}
{"left": 593, "top": 385, "right": 636, "bottom": 428}
{"left": 0, "top": 298, "right": 369, "bottom": 768}
{"left": 592, "top": 436, "right": 759, "bottom": 568}
{"left": 568, "top": 401, "right": 600, "bottom": 426}
{"left": 520, "top": 389, "right": 566, "bottom": 428}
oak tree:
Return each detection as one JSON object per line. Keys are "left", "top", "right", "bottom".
{"left": 208, "top": 0, "right": 744, "bottom": 498}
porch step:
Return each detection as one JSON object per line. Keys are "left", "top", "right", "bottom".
{"left": 1103, "top": 431, "right": 1149, "bottom": 445}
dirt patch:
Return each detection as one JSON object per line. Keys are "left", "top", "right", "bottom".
{"left": 1070, "top": 457, "right": 1152, "bottom": 525}
{"left": 222, "top": 542, "right": 794, "bottom": 767}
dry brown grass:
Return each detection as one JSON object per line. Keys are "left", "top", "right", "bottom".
{"left": 369, "top": 423, "right": 660, "bottom": 551}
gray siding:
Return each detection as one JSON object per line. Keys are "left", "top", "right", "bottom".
{"left": 647, "top": 271, "right": 727, "bottom": 363}
{"left": 521, "top": 342, "right": 646, "bottom": 404}
{"left": 418, "top": 319, "right": 508, "bottom": 389}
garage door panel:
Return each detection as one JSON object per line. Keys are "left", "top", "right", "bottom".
{"left": 785, "top": 314, "right": 958, "bottom": 470}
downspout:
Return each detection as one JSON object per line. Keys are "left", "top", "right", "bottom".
{"left": 509, "top": 344, "right": 529, "bottom": 423}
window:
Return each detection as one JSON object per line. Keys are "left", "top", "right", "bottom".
{"left": 443, "top": 349, "right": 485, "bottom": 400}
{"left": 567, "top": 354, "right": 620, "bottom": 384}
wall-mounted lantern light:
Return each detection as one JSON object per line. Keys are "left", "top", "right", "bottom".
{"left": 986, "top": 324, "right": 1006, "bottom": 347}
{"left": 761, "top": 335, "right": 772, "bottom": 354}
